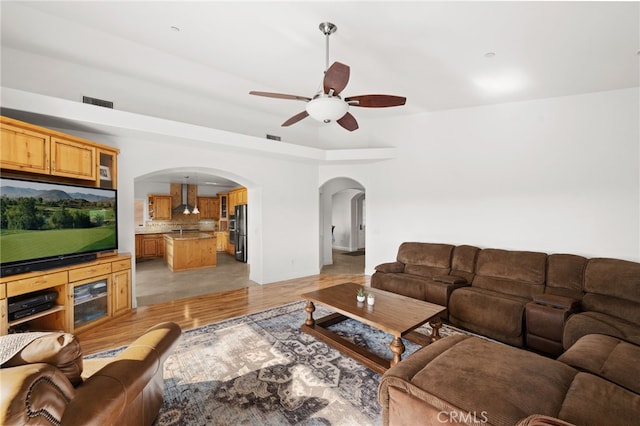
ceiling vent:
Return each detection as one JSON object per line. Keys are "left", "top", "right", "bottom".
{"left": 266, "top": 134, "right": 281, "bottom": 141}
{"left": 82, "top": 96, "right": 113, "bottom": 109}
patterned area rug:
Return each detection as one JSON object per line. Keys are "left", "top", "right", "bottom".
{"left": 88, "top": 301, "right": 472, "bottom": 425}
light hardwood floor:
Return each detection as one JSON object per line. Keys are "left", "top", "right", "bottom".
{"left": 76, "top": 255, "right": 367, "bottom": 354}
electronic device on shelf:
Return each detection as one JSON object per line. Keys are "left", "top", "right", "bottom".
{"left": 8, "top": 290, "right": 58, "bottom": 321}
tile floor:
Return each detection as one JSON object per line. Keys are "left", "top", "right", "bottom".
{"left": 135, "top": 249, "right": 365, "bottom": 306}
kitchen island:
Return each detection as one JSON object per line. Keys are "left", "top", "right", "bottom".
{"left": 163, "top": 232, "right": 217, "bottom": 272}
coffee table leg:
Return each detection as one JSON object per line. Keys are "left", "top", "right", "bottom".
{"left": 430, "top": 320, "right": 442, "bottom": 341}
{"left": 389, "top": 337, "right": 405, "bottom": 366}
{"left": 304, "top": 301, "right": 316, "bottom": 327}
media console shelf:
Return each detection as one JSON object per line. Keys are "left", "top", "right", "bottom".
{"left": 0, "top": 254, "right": 132, "bottom": 335}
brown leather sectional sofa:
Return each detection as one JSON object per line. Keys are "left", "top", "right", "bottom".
{"left": 0, "top": 322, "right": 181, "bottom": 425}
{"left": 373, "top": 242, "right": 640, "bottom": 425}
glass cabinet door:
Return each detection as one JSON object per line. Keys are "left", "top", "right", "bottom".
{"left": 73, "top": 278, "right": 109, "bottom": 329}
{"left": 98, "top": 149, "right": 116, "bottom": 189}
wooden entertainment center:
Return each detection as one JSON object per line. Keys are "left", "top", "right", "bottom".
{"left": 0, "top": 116, "right": 131, "bottom": 335}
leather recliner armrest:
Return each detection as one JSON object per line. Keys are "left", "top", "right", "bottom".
{"left": 61, "top": 322, "right": 181, "bottom": 426}
{"left": 0, "top": 363, "right": 76, "bottom": 426}
{"left": 532, "top": 294, "right": 580, "bottom": 311}
{"left": 374, "top": 261, "right": 405, "bottom": 273}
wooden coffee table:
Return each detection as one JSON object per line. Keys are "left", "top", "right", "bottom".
{"left": 301, "top": 282, "right": 446, "bottom": 374}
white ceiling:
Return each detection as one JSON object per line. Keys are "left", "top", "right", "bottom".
{"left": 1, "top": 1, "right": 639, "bottom": 188}
{"left": 1, "top": 1, "right": 638, "bottom": 141}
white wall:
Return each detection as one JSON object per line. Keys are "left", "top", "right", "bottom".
{"left": 321, "top": 87, "right": 640, "bottom": 274}
{"left": 3, "top": 86, "right": 638, "bottom": 288}
{"left": 332, "top": 189, "right": 361, "bottom": 251}
{"left": 119, "top": 136, "right": 321, "bottom": 285}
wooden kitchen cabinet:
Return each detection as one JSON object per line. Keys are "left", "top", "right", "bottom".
{"left": 50, "top": 136, "right": 96, "bottom": 181}
{"left": 0, "top": 122, "right": 50, "bottom": 174}
{"left": 219, "top": 193, "right": 228, "bottom": 219}
{"left": 228, "top": 187, "right": 247, "bottom": 217}
{"left": 141, "top": 234, "right": 164, "bottom": 258}
{"left": 215, "top": 232, "right": 229, "bottom": 252}
{"left": 198, "top": 196, "right": 220, "bottom": 220}
{"left": 135, "top": 234, "right": 143, "bottom": 259}
{"left": 149, "top": 195, "right": 172, "bottom": 220}
{"left": 0, "top": 116, "right": 118, "bottom": 186}
{"left": 111, "top": 258, "right": 131, "bottom": 316}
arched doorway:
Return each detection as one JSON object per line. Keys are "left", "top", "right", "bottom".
{"left": 319, "top": 177, "right": 365, "bottom": 269}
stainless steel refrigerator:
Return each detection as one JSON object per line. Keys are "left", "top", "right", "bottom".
{"left": 234, "top": 204, "right": 247, "bottom": 262}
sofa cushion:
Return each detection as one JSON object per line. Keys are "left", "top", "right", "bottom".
{"left": 372, "top": 273, "right": 427, "bottom": 300}
{"left": 449, "top": 287, "right": 529, "bottom": 346}
{"left": 404, "top": 264, "right": 450, "bottom": 278}
{"left": 380, "top": 335, "right": 578, "bottom": 426}
{"left": 557, "top": 372, "right": 640, "bottom": 426}
{"left": 563, "top": 311, "right": 640, "bottom": 348}
{"left": 581, "top": 293, "right": 640, "bottom": 326}
{"left": 546, "top": 254, "right": 587, "bottom": 300}
{"left": 584, "top": 258, "right": 640, "bottom": 304}
{"left": 557, "top": 334, "right": 640, "bottom": 395}
{"left": 396, "top": 242, "right": 454, "bottom": 269}
{"left": 449, "top": 244, "right": 480, "bottom": 283}
{"left": 473, "top": 249, "right": 547, "bottom": 298}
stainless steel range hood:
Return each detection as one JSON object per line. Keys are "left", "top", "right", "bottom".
{"left": 173, "top": 184, "right": 195, "bottom": 214}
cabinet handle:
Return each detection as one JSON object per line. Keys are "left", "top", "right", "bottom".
{"left": 52, "top": 160, "right": 56, "bottom": 171}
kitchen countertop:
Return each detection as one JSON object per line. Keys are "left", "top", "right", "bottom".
{"left": 135, "top": 227, "right": 217, "bottom": 235}
{"left": 163, "top": 232, "right": 216, "bottom": 241}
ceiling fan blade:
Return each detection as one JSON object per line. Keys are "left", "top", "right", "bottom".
{"left": 323, "top": 62, "right": 350, "bottom": 95}
{"left": 250, "top": 91, "right": 311, "bottom": 102}
{"left": 336, "top": 112, "right": 359, "bottom": 132}
{"left": 282, "top": 111, "right": 309, "bottom": 127}
{"left": 345, "top": 94, "right": 406, "bottom": 108}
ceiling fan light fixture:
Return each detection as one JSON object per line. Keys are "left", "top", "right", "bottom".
{"left": 306, "top": 96, "right": 348, "bottom": 123}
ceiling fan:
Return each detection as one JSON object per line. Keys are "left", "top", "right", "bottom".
{"left": 250, "top": 22, "right": 406, "bottom": 132}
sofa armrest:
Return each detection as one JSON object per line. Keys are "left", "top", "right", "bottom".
{"left": 533, "top": 294, "right": 580, "bottom": 311}
{"left": 0, "top": 363, "right": 76, "bottom": 426}
{"left": 375, "top": 261, "right": 405, "bottom": 273}
{"left": 433, "top": 275, "right": 468, "bottom": 285}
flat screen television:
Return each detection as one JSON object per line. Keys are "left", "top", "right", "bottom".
{"left": 0, "top": 177, "right": 118, "bottom": 277}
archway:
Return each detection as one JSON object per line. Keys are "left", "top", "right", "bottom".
{"left": 319, "top": 177, "right": 365, "bottom": 268}
{"left": 132, "top": 166, "right": 260, "bottom": 306}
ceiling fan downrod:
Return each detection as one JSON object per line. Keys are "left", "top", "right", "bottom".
{"left": 319, "top": 22, "right": 337, "bottom": 72}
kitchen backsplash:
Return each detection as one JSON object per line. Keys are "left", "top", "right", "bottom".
{"left": 136, "top": 218, "right": 217, "bottom": 234}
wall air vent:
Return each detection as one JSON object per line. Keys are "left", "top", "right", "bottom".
{"left": 82, "top": 96, "right": 113, "bottom": 109}
{"left": 266, "top": 134, "right": 281, "bottom": 141}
